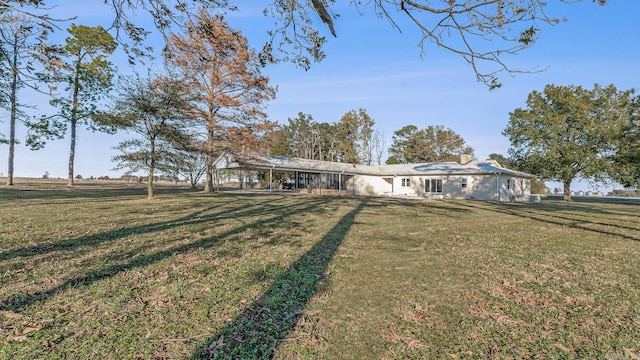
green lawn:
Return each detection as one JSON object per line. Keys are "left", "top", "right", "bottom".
{"left": 1, "top": 179, "right": 639, "bottom": 359}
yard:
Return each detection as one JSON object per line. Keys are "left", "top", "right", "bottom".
{"left": 1, "top": 180, "right": 639, "bottom": 359}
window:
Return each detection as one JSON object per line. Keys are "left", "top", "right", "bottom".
{"left": 461, "top": 178, "right": 468, "bottom": 189}
{"left": 507, "top": 179, "right": 511, "bottom": 190}
{"left": 401, "top": 178, "right": 411, "bottom": 187}
{"left": 425, "top": 178, "right": 442, "bottom": 193}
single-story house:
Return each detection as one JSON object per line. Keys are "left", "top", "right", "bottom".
{"left": 213, "top": 152, "right": 536, "bottom": 201}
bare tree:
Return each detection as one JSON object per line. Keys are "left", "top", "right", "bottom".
{"left": 373, "top": 129, "right": 387, "bottom": 166}
{"left": 163, "top": 142, "right": 207, "bottom": 189}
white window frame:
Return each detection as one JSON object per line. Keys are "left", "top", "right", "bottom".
{"left": 461, "top": 178, "right": 468, "bottom": 189}
{"left": 425, "top": 178, "right": 443, "bottom": 193}
{"left": 401, "top": 178, "right": 411, "bottom": 187}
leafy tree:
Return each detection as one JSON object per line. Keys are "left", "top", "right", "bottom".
{"left": 166, "top": 10, "right": 276, "bottom": 192}
{"left": 0, "top": 1, "right": 608, "bottom": 88}
{"left": 335, "top": 109, "right": 375, "bottom": 165}
{"left": 285, "top": 113, "right": 323, "bottom": 160}
{"left": 98, "top": 75, "right": 192, "bottom": 199}
{"left": 269, "top": 129, "right": 295, "bottom": 158}
{"left": 487, "top": 153, "right": 513, "bottom": 168}
{"left": 389, "top": 124, "right": 474, "bottom": 163}
{"left": 609, "top": 96, "right": 640, "bottom": 188}
{"left": 46, "top": 24, "right": 117, "bottom": 187}
{"left": 316, "top": 121, "right": 340, "bottom": 162}
{"left": 282, "top": 113, "right": 342, "bottom": 161}
{"left": 385, "top": 155, "right": 401, "bottom": 165}
{"left": 503, "top": 83, "right": 634, "bottom": 201}
{"left": 0, "top": 14, "right": 60, "bottom": 186}
{"left": 530, "top": 179, "right": 547, "bottom": 194}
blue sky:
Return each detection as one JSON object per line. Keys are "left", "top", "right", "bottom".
{"left": 1, "top": 1, "right": 638, "bottom": 192}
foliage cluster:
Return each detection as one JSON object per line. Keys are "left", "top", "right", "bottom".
{"left": 274, "top": 110, "right": 384, "bottom": 166}
{"left": 504, "top": 83, "right": 639, "bottom": 200}
{"left": 388, "top": 124, "right": 474, "bottom": 164}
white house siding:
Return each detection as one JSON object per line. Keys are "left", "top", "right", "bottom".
{"left": 444, "top": 175, "right": 497, "bottom": 200}
{"left": 498, "top": 175, "right": 530, "bottom": 201}
{"left": 348, "top": 175, "right": 392, "bottom": 196}
{"left": 393, "top": 176, "right": 423, "bottom": 196}
{"left": 377, "top": 175, "right": 499, "bottom": 200}
{"left": 379, "top": 175, "right": 530, "bottom": 201}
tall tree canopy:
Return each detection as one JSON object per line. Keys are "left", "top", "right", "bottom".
{"left": 335, "top": 109, "right": 375, "bottom": 165}
{"left": 166, "top": 10, "right": 276, "bottom": 192}
{"left": 269, "top": 129, "right": 294, "bottom": 158}
{"left": 99, "top": 75, "right": 192, "bottom": 199}
{"left": 283, "top": 113, "right": 333, "bottom": 161}
{"left": 0, "top": 14, "right": 53, "bottom": 185}
{"left": 609, "top": 95, "right": 640, "bottom": 188}
{"left": 46, "top": 24, "right": 117, "bottom": 187}
{"left": 487, "top": 153, "right": 514, "bottom": 169}
{"left": 388, "top": 124, "right": 474, "bottom": 164}
{"left": 0, "top": 0, "right": 608, "bottom": 87}
{"left": 503, "top": 83, "right": 635, "bottom": 200}
{"left": 281, "top": 111, "right": 380, "bottom": 164}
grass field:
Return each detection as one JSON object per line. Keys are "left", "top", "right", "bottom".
{"left": 1, "top": 179, "right": 640, "bottom": 359}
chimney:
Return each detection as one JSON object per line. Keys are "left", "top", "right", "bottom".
{"left": 460, "top": 153, "right": 473, "bottom": 165}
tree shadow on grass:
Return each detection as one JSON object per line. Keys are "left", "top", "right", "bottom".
{"left": 0, "top": 185, "right": 160, "bottom": 203}
{"left": 0, "top": 194, "right": 281, "bottom": 264}
{"left": 193, "top": 199, "right": 368, "bottom": 359}
{"left": 464, "top": 201, "right": 640, "bottom": 242}
{"left": 0, "top": 196, "right": 335, "bottom": 312}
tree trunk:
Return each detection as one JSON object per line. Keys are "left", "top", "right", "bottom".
{"left": 563, "top": 179, "right": 572, "bottom": 201}
{"left": 147, "top": 167, "right": 155, "bottom": 200}
{"left": 203, "top": 127, "right": 215, "bottom": 192}
{"left": 68, "top": 119, "right": 76, "bottom": 187}
{"left": 6, "top": 47, "right": 18, "bottom": 186}
{"left": 68, "top": 65, "right": 81, "bottom": 187}
{"left": 148, "top": 136, "right": 155, "bottom": 199}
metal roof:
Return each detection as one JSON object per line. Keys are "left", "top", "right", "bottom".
{"left": 213, "top": 152, "right": 536, "bottom": 178}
